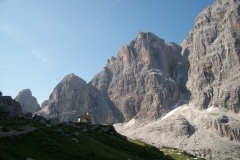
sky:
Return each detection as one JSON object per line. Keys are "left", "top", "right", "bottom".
{"left": 0, "top": 0, "right": 214, "bottom": 105}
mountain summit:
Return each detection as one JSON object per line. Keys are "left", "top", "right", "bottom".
{"left": 15, "top": 89, "right": 40, "bottom": 114}
{"left": 36, "top": 73, "right": 123, "bottom": 124}
{"left": 91, "top": 32, "right": 187, "bottom": 121}
{"left": 37, "top": 32, "right": 188, "bottom": 123}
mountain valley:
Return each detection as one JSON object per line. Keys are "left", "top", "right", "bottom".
{"left": 1, "top": 0, "right": 240, "bottom": 159}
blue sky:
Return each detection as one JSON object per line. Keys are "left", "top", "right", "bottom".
{"left": 0, "top": 0, "right": 214, "bottom": 105}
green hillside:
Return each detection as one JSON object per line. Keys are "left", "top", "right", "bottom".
{"left": 0, "top": 116, "right": 203, "bottom": 160}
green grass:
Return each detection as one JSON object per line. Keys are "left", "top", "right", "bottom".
{"left": 160, "top": 147, "right": 205, "bottom": 160}
{"left": 0, "top": 116, "right": 203, "bottom": 160}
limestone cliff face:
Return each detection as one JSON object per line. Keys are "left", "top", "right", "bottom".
{"left": 91, "top": 32, "right": 186, "bottom": 122}
{"left": 114, "top": 1, "right": 240, "bottom": 159}
{"left": 15, "top": 89, "right": 40, "bottom": 114}
{"left": 182, "top": 0, "right": 240, "bottom": 112}
{"left": 37, "top": 33, "right": 185, "bottom": 124}
{"left": 35, "top": 74, "right": 123, "bottom": 124}
{"left": 37, "top": 0, "right": 240, "bottom": 125}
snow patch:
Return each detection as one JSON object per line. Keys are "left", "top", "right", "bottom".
{"left": 168, "top": 77, "right": 175, "bottom": 82}
{"left": 154, "top": 69, "right": 163, "bottom": 76}
{"left": 207, "top": 106, "right": 226, "bottom": 114}
{"left": 124, "top": 119, "right": 136, "bottom": 128}
{"left": 161, "top": 106, "right": 182, "bottom": 121}
{"left": 148, "top": 69, "right": 163, "bottom": 76}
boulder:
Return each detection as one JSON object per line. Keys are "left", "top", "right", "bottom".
{"left": 33, "top": 115, "right": 46, "bottom": 123}
{"left": 71, "top": 138, "right": 79, "bottom": 143}
{"left": 25, "top": 112, "right": 32, "bottom": 118}
{"left": 48, "top": 118, "right": 61, "bottom": 126}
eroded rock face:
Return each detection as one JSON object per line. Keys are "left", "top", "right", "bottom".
{"left": 203, "top": 114, "right": 240, "bottom": 141}
{"left": 114, "top": 1, "right": 240, "bottom": 159}
{"left": 114, "top": 105, "right": 240, "bottom": 160}
{"left": 149, "top": 114, "right": 195, "bottom": 138}
{"left": 182, "top": 0, "right": 240, "bottom": 112}
{"left": 35, "top": 73, "right": 123, "bottom": 124}
{"left": 91, "top": 32, "right": 186, "bottom": 122}
{"left": 0, "top": 96, "right": 24, "bottom": 118}
{"left": 15, "top": 89, "right": 40, "bottom": 114}
{"left": 36, "top": 33, "right": 186, "bottom": 124}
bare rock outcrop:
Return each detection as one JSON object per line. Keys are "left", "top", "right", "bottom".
{"left": 114, "top": 105, "right": 240, "bottom": 160}
{"left": 182, "top": 0, "right": 240, "bottom": 112}
{"left": 33, "top": 114, "right": 47, "bottom": 123}
{"left": 91, "top": 32, "right": 187, "bottom": 122}
{"left": 15, "top": 89, "right": 40, "bottom": 114}
{"left": 115, "top": 1, "right": 240, "bottom": 159}
{"left": 203, "top": 113, "right": 240, "bottom": 141}
{"left": 0, "top": 95, "right": 24, "bottom": 118}
{"left": 35, "top": 73, "right": 123, "bottom": 124}
{"left": 48, "top": 118, "right": 61, "bottom": 126}
{"left": 38, "top": 33, "right": 187, "bottom": 124}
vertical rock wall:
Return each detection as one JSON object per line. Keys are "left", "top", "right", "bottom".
{"left": 91, "top": 32, "right": 185, "bottom": 122}
{"left": 183, "top": 0, "right": 240, "bottom": 112}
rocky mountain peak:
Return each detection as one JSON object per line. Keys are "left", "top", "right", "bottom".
{"left": 115, "top": 32, "right": 170, "bottom": 68}
{"left": 18, "top": 89, "right": 32, "bottom": 97}
{"left": 51, "top": 73, "right": 87, "bottom": 98}
{"left": 136, "top": 32, "right": 165, "bottom": 44}
{"left": 114, "top": 1, "right": 240, "bottom": 159}
{"left": 60, "top": 73, "right": 85, "bottom": 84}
{"left": 36, "top": 73, "right": 123, "bottom": 124}
{"left": 15, "top": 89, "right": 40, "bottom": 114}
{"left": 183, "top": 0, "right": 240, "bottom": 111}
{"left": 91, "top": 32, "right": 187, "bottom": 122}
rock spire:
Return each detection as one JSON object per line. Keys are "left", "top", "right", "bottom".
{"left": 15, "top": 89, "right": 40, "bottom": 114}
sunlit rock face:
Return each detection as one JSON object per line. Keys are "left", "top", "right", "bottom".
{"left": 15, "top": 89, "right": 40, "bottom": 114}
{"left": 36, "top": 0, "right": 240, "bottom": 126}
{"left": 114, "top": 1, "right": 240, "bottom": 159}
{"left": 35, "top": 74, "right": 123, "bottom": 124}
{"left": 114, "top": 105, "right": 240, "bottom": 160}
{"left": 37, "top": 32, "right": 186, "bottom": 124}
{"left": 91, "top": 32, "right": 187, "bottom": 122}
{"left": 182, "top": 0, "right": 240, "bottom": 112}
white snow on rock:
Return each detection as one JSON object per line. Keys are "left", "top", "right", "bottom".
{"left": 207, "top": 106, "right": 225, "bottom": 114}
{"left": 124, "top": 119, "right": 136, "bottom": 128}
{"left": 160, "top": 106, "right": 182, "bottom": 121}
{"left": 154, "top": 69, "right": 163, "bottom": 76}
